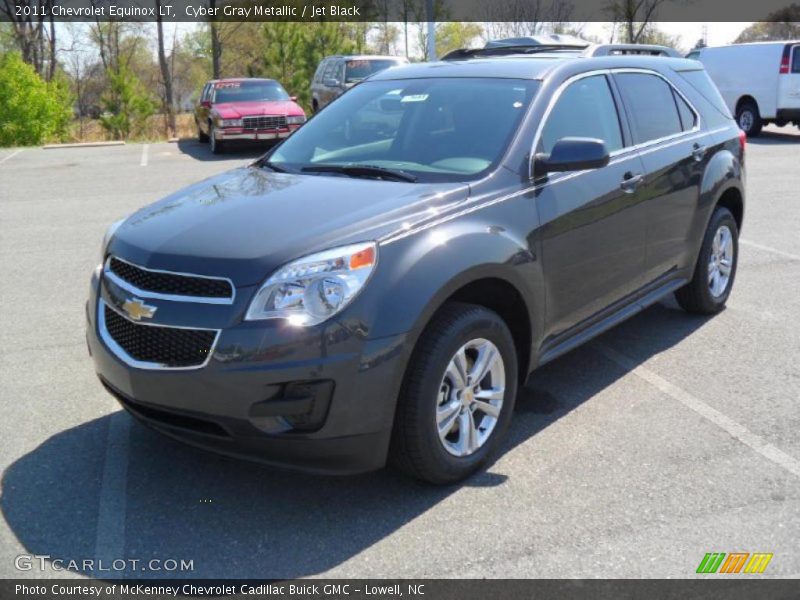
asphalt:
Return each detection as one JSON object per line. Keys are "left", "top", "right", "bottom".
{"left": 1, "top": 127, "right": 799, "bottom": 579}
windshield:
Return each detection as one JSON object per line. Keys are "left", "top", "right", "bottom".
{"left": 345, "top": 59, "right": 403, "bottom": 83}
{"left": 269, "top": 78, "right": 538, "bottom": 183}
{"left": 213, "top": 81, "right": 290, "bottom": 103}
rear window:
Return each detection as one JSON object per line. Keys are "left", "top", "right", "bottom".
{"left": 616, "top": 73, "right": 683, "bottom": 144}
{"left": 676, "top": 69, "right": 733, "bottom": 119}
{"left": 345, "top": 59, "right": 401, "bottom": 83}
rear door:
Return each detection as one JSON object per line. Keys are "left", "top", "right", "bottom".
{"left": 534, "top": 73, "right": 648, "bottom": 340}
{"left": 777, "top": 43, "right": 800, "bottom": 115}
{"left": 613, "top": 70, "right": 712, "bottom": 282}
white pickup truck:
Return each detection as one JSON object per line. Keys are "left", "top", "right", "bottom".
{"left": 688, "top": 41, "right": 800, "bottom": 136}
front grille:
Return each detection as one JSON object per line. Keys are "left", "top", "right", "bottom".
{"left": 103, "top": 304, "right": 217, "bottom": 368}
{"left": 242, "top": 115, "right": 287, "bottom": 130}
{"left": 108, "top": 257, "right": 233, "bottom": 300}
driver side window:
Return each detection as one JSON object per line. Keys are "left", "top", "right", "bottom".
{"left": 539, "top": 75, "right": 623, "bottom": 154}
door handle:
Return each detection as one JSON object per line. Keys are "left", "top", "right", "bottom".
{"left": 620, "top": 172, "right": 643, "bottom": 193}
{"left": 692, "top": 143, "right": 707, "bottom": 161}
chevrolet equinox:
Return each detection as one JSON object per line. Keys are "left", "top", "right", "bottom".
{"left": 88, "top": 42, "right": 745, "bottom": 484}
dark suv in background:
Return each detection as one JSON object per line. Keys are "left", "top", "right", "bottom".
{"left": 89, "top": 40, "right": 745, "bottom": 484}
{"left": 311, "top": 54, "right": 409, "bottom": 112}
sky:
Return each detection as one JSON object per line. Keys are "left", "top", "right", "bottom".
{"left": 581, "top": 22, "right": 752, "bottom": 51}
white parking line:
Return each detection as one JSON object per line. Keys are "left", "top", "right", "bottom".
{"left": 595, "top": 343, "right": 800, "bottom": 479}
{"left": 0, "top": 148, "right": 24, "bottom": 164}
{"left": 140, "top": 144, "right": 149, "bottom": 167}
{"left": 94, "top": 411, "right": 131, "bottom": 563}
{"left": 740, "top": 239, "right": 800, "bottom": 262}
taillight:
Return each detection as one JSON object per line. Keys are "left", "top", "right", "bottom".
{"left": 779, "top": 45, "right": 791, "bottom": 74}
{"left": 738, "top": 129, "right": 746, "bottom": 154}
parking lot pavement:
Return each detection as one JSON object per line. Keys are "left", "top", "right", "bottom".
{"left": 1, "top": 129, "right": 799, "bottom": 579}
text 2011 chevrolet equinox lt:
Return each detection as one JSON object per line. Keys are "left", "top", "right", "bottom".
{"left": 88, "top": 42, "right": 745, "bottom": 484}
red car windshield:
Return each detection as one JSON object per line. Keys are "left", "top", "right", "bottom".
{"left": 213, "top": 81, "right": 290, "bottom": 103}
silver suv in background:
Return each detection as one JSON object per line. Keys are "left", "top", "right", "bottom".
{"left": 311, "top": 55, "right": 409, "bottom": 112}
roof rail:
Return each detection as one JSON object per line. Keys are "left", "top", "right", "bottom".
{"left": 585, "top": 44, "right": 681, "bottom": 57}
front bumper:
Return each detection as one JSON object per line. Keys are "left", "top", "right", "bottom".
{"left": 86, "top": 266, "right": 411, "bottom": 475}
{"left": 214, "top": 126, "right": 298, "bottom": 141}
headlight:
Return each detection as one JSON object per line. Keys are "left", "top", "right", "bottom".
{"left": 100, "top": 217, "right": 125, "bottom": 260}
{"left": 220, "top": 118, "right": 242, "bottom": 128}
{"left": 245, "top": 242, "right": 377, "bottom": 326}
{"left": 287, "top": 115, "right": 306, "bottom": 125}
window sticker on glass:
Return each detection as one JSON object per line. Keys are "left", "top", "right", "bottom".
{"left": 215, "top": 82, "right": 241, "bottom": 89}
{"left": 401, "top": 94, "right": 429, "bottom": 103}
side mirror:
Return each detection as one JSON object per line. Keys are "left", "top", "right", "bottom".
{"left": 200, "top": 100, "right": 211, "bottom": 109}
{"left": 323, "top": 78, "right": 341, "bottom": 88}
{"left": 533, "top": 137, "right": 610, "bottom": 175}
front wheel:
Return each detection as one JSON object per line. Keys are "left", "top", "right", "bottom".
{"left": 390, "top": 303, "right": 518, "bottom": 484}
{"left": 675, "top": 206, "right": 739, "bottom": 314}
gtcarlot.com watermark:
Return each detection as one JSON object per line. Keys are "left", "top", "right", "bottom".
{"left": 15, "top": 554, "right": 194, "bottom": 574}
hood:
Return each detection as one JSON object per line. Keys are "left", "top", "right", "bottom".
{"left": 213, "top": 100, "right": 304, "bottom": 119}
{"left": 109, "top": 167, "right": 468, "bottom": 286}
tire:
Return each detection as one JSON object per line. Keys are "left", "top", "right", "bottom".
{"left": 197, "top": 121, "right": 209, "bottom": 143}
{"left": 209, "top": 125, "right": 224, "bottom": 154}
{"left": 390, "top": 302, "right": 518, "bottom": 484}
{"left": 675, "top": 206, "right": 739, "bottom": 315}
{"left": 736, "top": 100, "right": 762, "bottom": 137}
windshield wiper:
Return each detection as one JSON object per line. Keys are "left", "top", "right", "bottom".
{"left": 260, "top": 159, "right": 289, "bottom": 173}
{"left": 301, "top": 164, "right": 417, "bottom": 183}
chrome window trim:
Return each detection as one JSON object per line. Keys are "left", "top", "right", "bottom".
{"left": 528, "top": 67, "right": 703, "bottom": 178}
{"left": 104, "top": 256, "right": 236, "bottom": 305}
{"left": 97, "top": 299, "right": 220, "bottom": 371}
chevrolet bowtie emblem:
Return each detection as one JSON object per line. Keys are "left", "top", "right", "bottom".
{"left": 122, "top": 298, "right": 157, "bottom": 321}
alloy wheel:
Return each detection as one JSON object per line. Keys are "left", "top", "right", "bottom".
{"left": 436, "top": 338, "right": 505, "bottom": 457}
{"left": 708, "top": 224, "right": 734, "bottom": 298}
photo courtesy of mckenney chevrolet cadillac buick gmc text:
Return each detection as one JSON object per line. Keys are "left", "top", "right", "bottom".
{"left": 88, "top": 38, "right": 745, "bottom": 484}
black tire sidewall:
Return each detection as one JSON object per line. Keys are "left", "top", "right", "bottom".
{"left": 404, "top": 307, "right": 518, "bottom": 482}
{"left": 737, "top": 103, "right": 762, "bottom": 136}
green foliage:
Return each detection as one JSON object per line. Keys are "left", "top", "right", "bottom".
{"left": 254, "top": 22, "right": 356, "bottom": 110}
{"left": 99, "top": 65, "right": 156, "bottom": 140}
{"left": 0, "top": 52, "right": 74, "bottom": 147}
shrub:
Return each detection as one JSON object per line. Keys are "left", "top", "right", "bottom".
{"left": 0, "top": 52, "right": 74, "bottom": 147}
{"left": 99, "top": 66, "right": 156, "bottom": 140}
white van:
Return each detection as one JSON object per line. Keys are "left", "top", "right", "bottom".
{"left": 688, "top": 41, "right": 800, "bottom": 136}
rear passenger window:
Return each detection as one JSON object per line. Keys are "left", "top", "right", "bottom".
{"left": 539, "top": 75, "right": 623, "bottom": 154}
{"left": 616, "top": 73, "right": 683, "bottom": 143}
{"left": 674, "top": 92, "right": 698, "bottom": 131}
{"left": 793, "top": 46, "right": 800, "bottom": 74}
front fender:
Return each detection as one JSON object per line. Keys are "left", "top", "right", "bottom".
{"left": 337, "top": 214, "right": 544, "bottom": 371}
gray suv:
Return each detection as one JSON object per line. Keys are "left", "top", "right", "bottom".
{"left": 89, "top": 41, "right": 745, "bottom": 484}
{"left": 311, "top": 54, "right": 409, "bottom": 112}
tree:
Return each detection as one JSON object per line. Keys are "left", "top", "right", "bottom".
{"left": 735, "top": 5, "right": 800, "bottom": 42}
{"left": 0, "top": 52, "right": 72, "bottom": 146}
{"left": 436, "top": 22, "right": 483, "bottom": 57}
{"left": 606, "top": 0, "right": 668, "bottom": 44}
{"left": 0, "top": 0, "right": 57, "bottom": 78}
{"left": 99, "top": 65, "right": 155, "bottom": 140}
{"left": 155, "top": 0, "right": 176, "bottom": 137}
{"left": 483, "top": 0, "right": 574, "bottom": 40}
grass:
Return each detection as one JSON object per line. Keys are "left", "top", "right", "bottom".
{"left": 65, "top": 112, "right": 197, "bottom": 144}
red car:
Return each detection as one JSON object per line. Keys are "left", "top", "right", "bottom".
{"left": 195, "top": 78, "right": 307, "bottom": 154}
